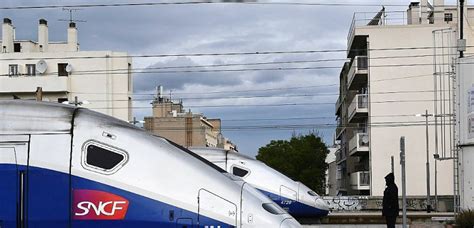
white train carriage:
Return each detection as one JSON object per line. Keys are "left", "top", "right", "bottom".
{"left": 0, "top": 100, "right": 301, "bottom": 228}
{"left": 190, "top": 147, "right": 330, "bottom": 217}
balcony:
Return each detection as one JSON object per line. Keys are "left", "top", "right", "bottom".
{"left": 0, "top": 75, "right": 69, "bottom": 93}
{"left": 335, "top": 118, "right": 345, "bottom": 140}
{"left": 347, "top": 9, "right": 407, "bottom": 52}
{"left": 347, "top": 56, "right": 368, "bottom": 90}
{"left": 337, "top": 179, "right": 346, "bottom": 191}
{"left": 335, "top": 147, "right": 347, "bottom": 164}
{"left": 335, "top": 95, "right": 342, "bottom": 115}
{"left": 348, "top": 94, "right": 368, "bottom": 122}
{"left": 349, "top": 132, "right": 369, "bottom": 156}
{"left": 350, "top": 171, "right": 370, "bottom": 191}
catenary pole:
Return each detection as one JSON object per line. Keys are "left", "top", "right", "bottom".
{"left": 400, "top": 137, "right": 407, "bottom": 228}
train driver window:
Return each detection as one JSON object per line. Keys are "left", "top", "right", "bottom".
{"left": 232, "top": 166, "right": 249, "bottom": 178}
{"left": 82, "top": 141, "right": 128, "bottom": 174}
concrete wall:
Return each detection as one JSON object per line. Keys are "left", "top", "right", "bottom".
{"left": 360, "top": 24, "right": 456, "bottom": 196}
{"left": 0, "top": 19, "right": 132, "bottom": 121}
{"left": 457, "top": 56, "right": 474, "bottom": 210}
{"left": 323, "top": 195, "right": 454, "bottom": 212}
{"left": 0, "top": 51, "right": 132, "bottom": 121}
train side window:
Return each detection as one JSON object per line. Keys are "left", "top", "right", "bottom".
{"left": 232, "top": 166, "right": 249, "bottom": 178}
{"left": 82, "top": 141, "right": 128, "bottom": 174}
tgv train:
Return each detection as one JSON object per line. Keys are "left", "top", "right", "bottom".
{"left": 190, "top": 147, "right": 330, "bottom": 218}
{"left": 0, "top": 101, "right": 301, "bottom": 228}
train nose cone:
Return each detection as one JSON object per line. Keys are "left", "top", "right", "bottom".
{"left": 280, "top": 218, "right": 302, "bottom": 228}
{"left": 316, "top": 198, "right": 330, "bottom": 213}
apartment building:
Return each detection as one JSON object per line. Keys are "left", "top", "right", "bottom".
{"left": 144, "top": 86, "right": 237, "bottom": 150}
{"left": 0, "top": 18, "right": 132, "bottom": 121}
{"left": 326, "top": 146, "right": 338, "bottom": 196}
{"left": 335, "top": 1, "right": 474, "bottom": 197}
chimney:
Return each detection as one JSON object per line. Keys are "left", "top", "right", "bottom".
{"left": 38, "top": 19, "right": 48, "bottom": 52}
{"left": 420, "top": 0, "right": 429, "bottom": 24}
{"left": 2, "top": 18, "right": 14, "bottom": 53}
{"left": 407, "top": 2, "right": 421, "bottom": 25}
{"left": 67, "top": 22, "right": 78, "bottom": 51}
{"left": 433, "top": 0, "right": 445, "bottom": 24}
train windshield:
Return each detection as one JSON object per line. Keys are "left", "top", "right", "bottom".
{"left": 308, "top": 191, "right": 319, "bottom": 197}
{"left": 262, "top": 203, "right": 287, "bottom": 215}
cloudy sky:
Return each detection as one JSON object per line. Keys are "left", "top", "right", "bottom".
{"left": 1, "top": 0, "right": 457, "bottom": 156}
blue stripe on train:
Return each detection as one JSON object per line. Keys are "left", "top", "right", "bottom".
{"left": 0, "top": 164, "right": 235, "bottom": 228}
{"left": 258, "top": 189, "right": 328, "bottom": 217}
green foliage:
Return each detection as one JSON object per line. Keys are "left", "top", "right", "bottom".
{"left": 455, "top": 209, "right": 474, "bottom": 227}
{"left": 256, "top": 133, "right": 328, "bottom": 193}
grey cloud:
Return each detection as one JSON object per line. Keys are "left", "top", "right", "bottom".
{"left": 133, "top": 57, "right": 245, "bottom": 91}
{"left": 3, "top": 0, "right": 409, "bottom": 154}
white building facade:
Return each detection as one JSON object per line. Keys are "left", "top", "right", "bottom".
{"left": 0, "top": 18, "right": 132, "bottom": 121}
{"left": 335, "top": 1, "right": 474, "bottom": 198}
{"left": 458, "top": 56, "right": 474, "bottom": 210}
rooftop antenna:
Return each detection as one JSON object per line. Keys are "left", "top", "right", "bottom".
{"left": 58, "top": 8, "right": 87, "bottom": 24}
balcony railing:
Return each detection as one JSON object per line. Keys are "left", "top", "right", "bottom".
{"left": 335, "top": 95, "right": 342, "bottom": 115}
{"left": 350, "top": 171, "right": 370, "bottom": 190}
{"left": 347, "top": 10, "right": 407, "bottom": 50}
{"left": 0, "top": 75, "right": 69, "bottom": 93}
{"left": 349, "top": 132, "right": 369, "bottom": 156}
{"left": 347, "top": 56, "right": 368, "bottom": 90}
{"left": 337, "top": 178, "right": 347, "bottom": 191}
{"left": 335, "top": 117, "right": 345, "bottom": 140}
{"left": 348, "top": 94, "right": 368, "bottom": 122}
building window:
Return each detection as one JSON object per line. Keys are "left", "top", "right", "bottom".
{"left": 58, "top": 63, "right": 68, "bottom": 76}
{"left": 57, "top": 98, "right": 68, "bottom": 104}
{"left": 14, "top": 43, "right": 21, "bottom": 53}
{"left": 26, "top": 64, "right": 36, "bottom": 76}
{"left": 444, "top": 13, "right": 453, "bottom": 22}
{"left": 9, "top": 64, "right": 19, "bottom": 76}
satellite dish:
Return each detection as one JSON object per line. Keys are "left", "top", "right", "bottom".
{"left": 65, "top": 64, "right": 73, "bottom": 73}
{"left": 36, "top": 59, "right": 47, "bottom": 74}
{"left": 361, "top": 135, "right": 369, "bottom": 144}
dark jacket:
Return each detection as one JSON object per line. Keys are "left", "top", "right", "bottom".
{"left": 382, "top": 173, "right": 399, "bottom": 217}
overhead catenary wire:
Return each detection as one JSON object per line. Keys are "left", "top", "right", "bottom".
{"left": 125, "top": 122, "right": 456, "bottom": 132}
{"left": 6, "top": 52, "right": 464, "bottom": 77}
{"left": 75, "top": 98, "right": 452, "bottom": 109}
{"left": 0, "top": 113, "right": 454, "bottom": 131}
{"left": 0, "top": 1, "right": 415, "bottom": 10}
{"left": 1, "top": 45, "right": 473, "bottom": 62}
{"left": 83, "top": 89, "right": 449, "bottom": 102}
{"left": 5, "top": 59, "right": 474, "bottom": 78}
{"left": 1, "top": 1, "right": 470, "bottom": 10}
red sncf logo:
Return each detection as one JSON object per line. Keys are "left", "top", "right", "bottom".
{"left": 73, "top": 189, "right": 129, "bottom": 220}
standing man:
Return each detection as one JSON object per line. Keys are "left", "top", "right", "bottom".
{"left": 383, "top": 173, "right": 399, "bottom": 228}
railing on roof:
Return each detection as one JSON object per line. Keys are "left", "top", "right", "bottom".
{"left": 347, "top": 10, "right": 408, "bottom": 49}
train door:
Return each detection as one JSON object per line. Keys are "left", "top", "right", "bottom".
{"left": 280, "top": 185, "right": 297, "bottom": 202}
{"left": 176, "top": 218, "right": 193, "bottom": 228}
{"left": 198, "top": 189, "right": 238, "bottom": 228}
{"left": 0, "top": 135, "right": 29, "bottom": 228}
{"left": 27, "top": 135, "right": 71, "bottom": 227}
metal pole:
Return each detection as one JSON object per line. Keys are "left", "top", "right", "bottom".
{"left": 459, "top": 0, "right": 464, "bottom": 58}
{"left": 391, "top": 156, "right": 394, "bottom": 174}
{"left": 425, "top": 110, "right": 432, "bottom": 213}
{"left": 74, "top": 96, "right": 78, "bottom": 107}
{"left": 435, "top": 159, "right": 438, "bottom": 211}
{"left": 400, "top": 137, "right": 407, "bottom": 228}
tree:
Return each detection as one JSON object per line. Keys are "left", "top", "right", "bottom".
{"left": 256, "top": 133, "right": 328, "bottom": 193}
